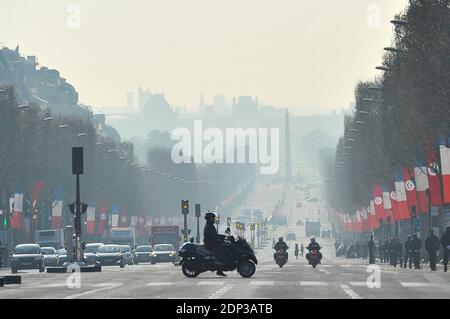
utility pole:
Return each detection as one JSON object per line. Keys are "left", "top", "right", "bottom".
{"left": 195, "top": 204, "right": 201, "bottom": 244}
{"left": 69, "top": 147, "right": 88, "bottom": 263}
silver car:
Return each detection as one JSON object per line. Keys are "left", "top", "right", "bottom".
{"left": 119, "top": 245, "right": 134, "bottom": 265}
{"left": 41, "top": 247, "right": 58, "bottom": 267}
{"left": 83, "top": 243, "right": 104, "bottom": 265}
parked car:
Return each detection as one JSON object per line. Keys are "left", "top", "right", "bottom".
{"left": 119, "top": 245, "right": 134, "bottom": 265}
{"left": 150, "top": 244, "right": 176, "bottom": 264}
{"left": 40, "top": 246, "right": 58, "bottom": 267}
{"left": 96, "top": 244, "right": 125, "bottom": 268}
{"left": 10, "top": 244, "right": 44, "bottom": 273}
{"left": 83, "top": 243, "right": 103, "bottom": 265}
{"left": 57, "top": 248, "right": 68, "bottom": 266}
{"left": 133, "top": 245, "right": 153, "bottom": 264}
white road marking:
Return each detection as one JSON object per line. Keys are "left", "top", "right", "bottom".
{"left": 39, "top": 283, "right": 69, "bottom": 288}
{"left": 249, "top": 281, "right": 274, "bottom": 286}
{"left": 401, "top": 282, "right": 432, "bottom": 287}
{"left": 146, "top": 282, "right": 173, "bottom": 286}
{"left": 340, "top": 284, "right": 362, "bottom": 299}
{"left": 64, "top": 283, "right": 123, "bottom": 299}
{"left": 208, "top": 284, "right": 233, "bottom": 299}
{"left": 350, "top": 282, "right": 369, "bottom": 287}
{"left": 300, "top": 281, "right": 328, "bottom": 286}
{"left": 318, "top": 268, "right": 331, "bottom": 275}
{"left": 197, "top": 281, "right": 225, "bottom": 286}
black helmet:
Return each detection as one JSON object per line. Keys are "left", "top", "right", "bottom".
{"left": 205, "top": 211, "right": 216, "bottom": 222}
{"left": 278, "top": 237, "right": 283, "bottom": 242}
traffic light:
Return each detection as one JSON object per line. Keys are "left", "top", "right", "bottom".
{"left": 181, "top": 200, "right": 189, "bottom": 215}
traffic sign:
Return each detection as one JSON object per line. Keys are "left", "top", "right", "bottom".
{"left": 181, "top": 229, "right": 191, "bottom": 236}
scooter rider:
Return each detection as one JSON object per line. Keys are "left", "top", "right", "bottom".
{"left": 273, "top": 237, "right": 289, "bottom": 260}
{"left": 306, "top": 237, "right": 322, "bottom": 262}
{"left": 203, "top": 211, "right": 227, "bottom": 276}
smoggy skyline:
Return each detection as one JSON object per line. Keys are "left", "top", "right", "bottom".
{"left": 0, "top": 0, "right": 408, "bottom": 113}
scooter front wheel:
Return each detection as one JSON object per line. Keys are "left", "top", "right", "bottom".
{"left": 237, "top": 260, "right": 256, "bottom": 278}
{"left": 182, "top": 260, "right": 200, "bottom": 278}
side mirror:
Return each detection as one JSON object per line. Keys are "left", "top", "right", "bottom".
{"left": 189, "top": 237, "right": 195, "bottom": 243}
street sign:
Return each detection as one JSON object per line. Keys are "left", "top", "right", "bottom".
{"left": 72, "top": 147, "right": 84, "bottom": 175}
{"left": 181, "top": 229, "right": 191, "bottom": 236}
{"left": 195, "top": 204, "right": 201, "bottom": 218}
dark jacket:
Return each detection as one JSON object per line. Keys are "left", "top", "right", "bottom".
{"left": 410, "top": 238, "right": 422, "bottom": 251}
{"left": 441, "top": 232, "right": 450, "bottom": 249}
{"left": 404, "top": 240, "right": 411, "bottom": 252}
{"left": 274, "top": 242, "right": 289, "bottom": 251}
{"left": 425, "top": 235, "right": 440, "bottom": 252}
{"left": 393, "top": 241, "right": 403, "bottom": 253}
{"left": 307, "top": 242, "right": 321, "bottom": 251}
{"left": 203, "top": 222, "right": 219, "bottom": 249}
{"left": 368, "top": 240, "right": 375, "bottom": 250}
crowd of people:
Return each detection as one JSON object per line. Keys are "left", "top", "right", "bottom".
{"left": 335, "top": 227, "right": 450, "bottom": 272}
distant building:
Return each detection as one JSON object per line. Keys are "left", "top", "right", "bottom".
{"left": 213, "top": 94, "right": 228, "bottom": 115}
{"left": 231, "top": 96, "right": 260, "bottom": 118}
{"left": 0, "top": 46, "right": 88, "bottom": 118}
{"left": 93, "top": 114, "right": 121, "bottom": 143}
{"left": 198, "top": 93, "right": 206, "bottom": 114}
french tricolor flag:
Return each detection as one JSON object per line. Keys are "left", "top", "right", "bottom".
{"left": 368, "top": 200, "right": 378, "bottom": 229}
{"left": 414, "top": 160, "right": 429, "bottom": 214}
{"left": 51, "top": 187, "right": 64, "bottom": 229}
{"left": 86, "top": 207, "right": 96, "bottom": 235}
{"left": 11, "top": 193, "right": 24, "bottom": 230}
{"left": 111, "top": 204, "right": 120, "bottom": 227}
{"left": 439, "top": 136, "right": 450, "bottom": 204}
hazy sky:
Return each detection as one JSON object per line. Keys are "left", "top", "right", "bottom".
{"left": 1, "top": 0, "right": 409, "bottom": 113}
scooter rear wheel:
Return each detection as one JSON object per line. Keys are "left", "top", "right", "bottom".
{"left": 182, "top": 260, "right": 200, "bottom": 278}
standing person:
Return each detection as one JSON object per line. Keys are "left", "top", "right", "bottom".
{"left": 403, "top": 236, "right": 412, "bottom": 269}
{"left": 384, "top": 239, "right": 392, "bottom": 265}
{"left": 294, "top": 243, "right": 299, "bottom": 260}
{"left": 362, "top": 241, "right": 368, "bottom": 260}
{"left": 410, "top": 234, "right": 422, "bottom": 269}
{"left": 300, "top": 243, "right": 304, "bottom": 257}
{"left": 378, "top": 241, "right": 384, "bottom": 263}
{"left": 368, "top": 236, "right": 376, "bottom": 264}
{"left": 392, "top": 238, "right": 403, "bottom": 268}
{"left": 355, "top": 241, "right": 361, "bottom": 259}
{"left": 389, "top": 237, "right": 397, "bottom": 266}
{"left": 425, "top": 229, "right": 440, "bottom": 271}
{"left": 440, "top": 226, "right": 450, "bottom": 273}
